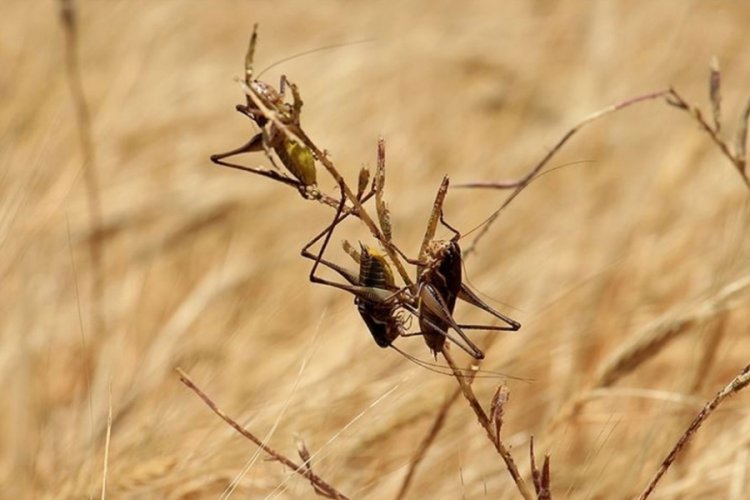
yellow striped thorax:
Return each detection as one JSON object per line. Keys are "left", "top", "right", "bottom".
{"left": 359, "top": 244, "right": 396, "bottom": 289}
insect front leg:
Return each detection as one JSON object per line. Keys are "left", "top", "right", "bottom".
{"left": 258, "top": 125, "right": 284, "bottom": 171}
{"left": 244, "top": 24, "right": 259, "bottom": 85}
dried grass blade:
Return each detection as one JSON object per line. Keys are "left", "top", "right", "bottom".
{"left": 735, "top": 94, "right": 750, "bottom": 174}
{"left": 709, "top": 56, "right": 721, "bottom": 133}
{"left": 637, "top": 363, "right": 750, "bottom": 499}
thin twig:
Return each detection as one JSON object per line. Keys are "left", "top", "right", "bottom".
{"left": 666, "top": 88, "right": 750, "bottom": 189}
{"left": 709, "top": 56, "right": 721, "bottom": 133}
{"left": 395, "top": 387, "right": 462, "bottom": 500}
{"left": 441, "top": 350, "right": 534, "bottom": 500}
{"left": 294, "top": 435, "right": 333, "bottom": 498}
{"left": 638, "top": 363, "right": 750, "bottom": 500}
{"left": 489, "top": 385, "right": 510, "bottom": 449}
{"left": 176, "top": 368, "right": 349, "bottom": 500}
{"left": 529, "top": 436, "right": 552, "bottom": 500}
{"left": 460, "top": 89, "right": 670, "bottom": 255}
{"left": 735, "top": 95, "right": 750, "bottom": 174}
{"left": 548, "top": 274, "right": 750, "bottom": 432}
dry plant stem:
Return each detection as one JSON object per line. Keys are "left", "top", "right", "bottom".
{"left": 100, "top": 387, "right": 112, "bottom": 500}
{"left": 176, "top": 368, "right": 349, "bottom": 500}
{"left": 489, "top": 385, "right": 510, "bottom": 446}
{"left": 736, "top": 96, "right": 750, "bottom": 172}
{"left": 709, "top": 57, "right": 721, "bottom": 133}
{"left": 461, "top": 89, "right": 670, "bottom": 254}
{"left": 529, "top": 437, "right": 551, "bottom": 500}
{"left": 689, "top": 312, "right": 728, "bottom": 393}
{"left": 666, "top": 88, "right": 750, "bottom": 189}
{"left": 441, "top": 349, "right": 533, "bottom": 500}
{"left": 374, "top": 138, "right": 393, "bottom": 242}
{"left": 295, "top": 435, "right": 332, "bottom": 498}
{"left": 240, "top": 82, "right": 414, "bottom": 288}
{"left": 418, "top": 178, "right": 449, "bottom": 264}
{"left": 395, "top": 387, "right": 462, "bottom": 500}
{"left": 637, "top": 363, "right": 750, "bottom": 500}
{"left": 59, "top": 0, "right": 106, "bottom": 340}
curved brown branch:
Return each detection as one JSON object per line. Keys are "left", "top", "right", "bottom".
{"left": 638, "top": 363, "right": 750, "bottom": 499}
{"left": 459, "top": 89, "right": 670, "bottom": 255}
{"left": 177, "top": 368, "right": 349, "bottom": 500}
{"left": 441, "top": 350, "right": 534, "bottom": 500}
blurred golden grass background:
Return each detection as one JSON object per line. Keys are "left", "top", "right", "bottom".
{"left": 2, "top": 1, "right": 750, "bottom": 498}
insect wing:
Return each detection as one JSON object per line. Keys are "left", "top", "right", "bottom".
{"left": 434, "top": 241, "right": 462, "bottom": 312}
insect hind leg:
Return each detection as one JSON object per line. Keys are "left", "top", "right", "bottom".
{"left": 302, "top": 184, "right": 392, "bottom": 303}
{"left": 300, "top": 187, "right": 376, "bottom": 286}
{"left": 210, "top": 136, "right": 300, "bottom": 188}
{"left": 458, "top": 284, "right": 521, "bottom": 330}
{"left": 304, "top": 182, "right": 359, "bottom": 289}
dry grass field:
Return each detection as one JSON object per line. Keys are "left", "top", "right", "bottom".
{"left": 2, "top": 1, "right": 750, "bottom": 498}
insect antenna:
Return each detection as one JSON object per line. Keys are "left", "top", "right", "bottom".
{"left": 389, "top": 345, "right": 531, "bottom": 382}
{"left": 445, "top": 160, "right": 594, "bottom": 308}
{"left": 458, "top": 258, "right": 523, "bottom": 311}
{"left": 457, "top": 159, "right": 595, "bottom": 241}
{"left": 256, "top": 39, "right": 375, "bottom": 79}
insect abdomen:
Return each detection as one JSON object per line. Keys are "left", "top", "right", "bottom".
{"left": 356, "top": 246, "right": 400, "bottom": 348}
{"left": 359, "top": 251, "right": 389, "bottom": 290}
